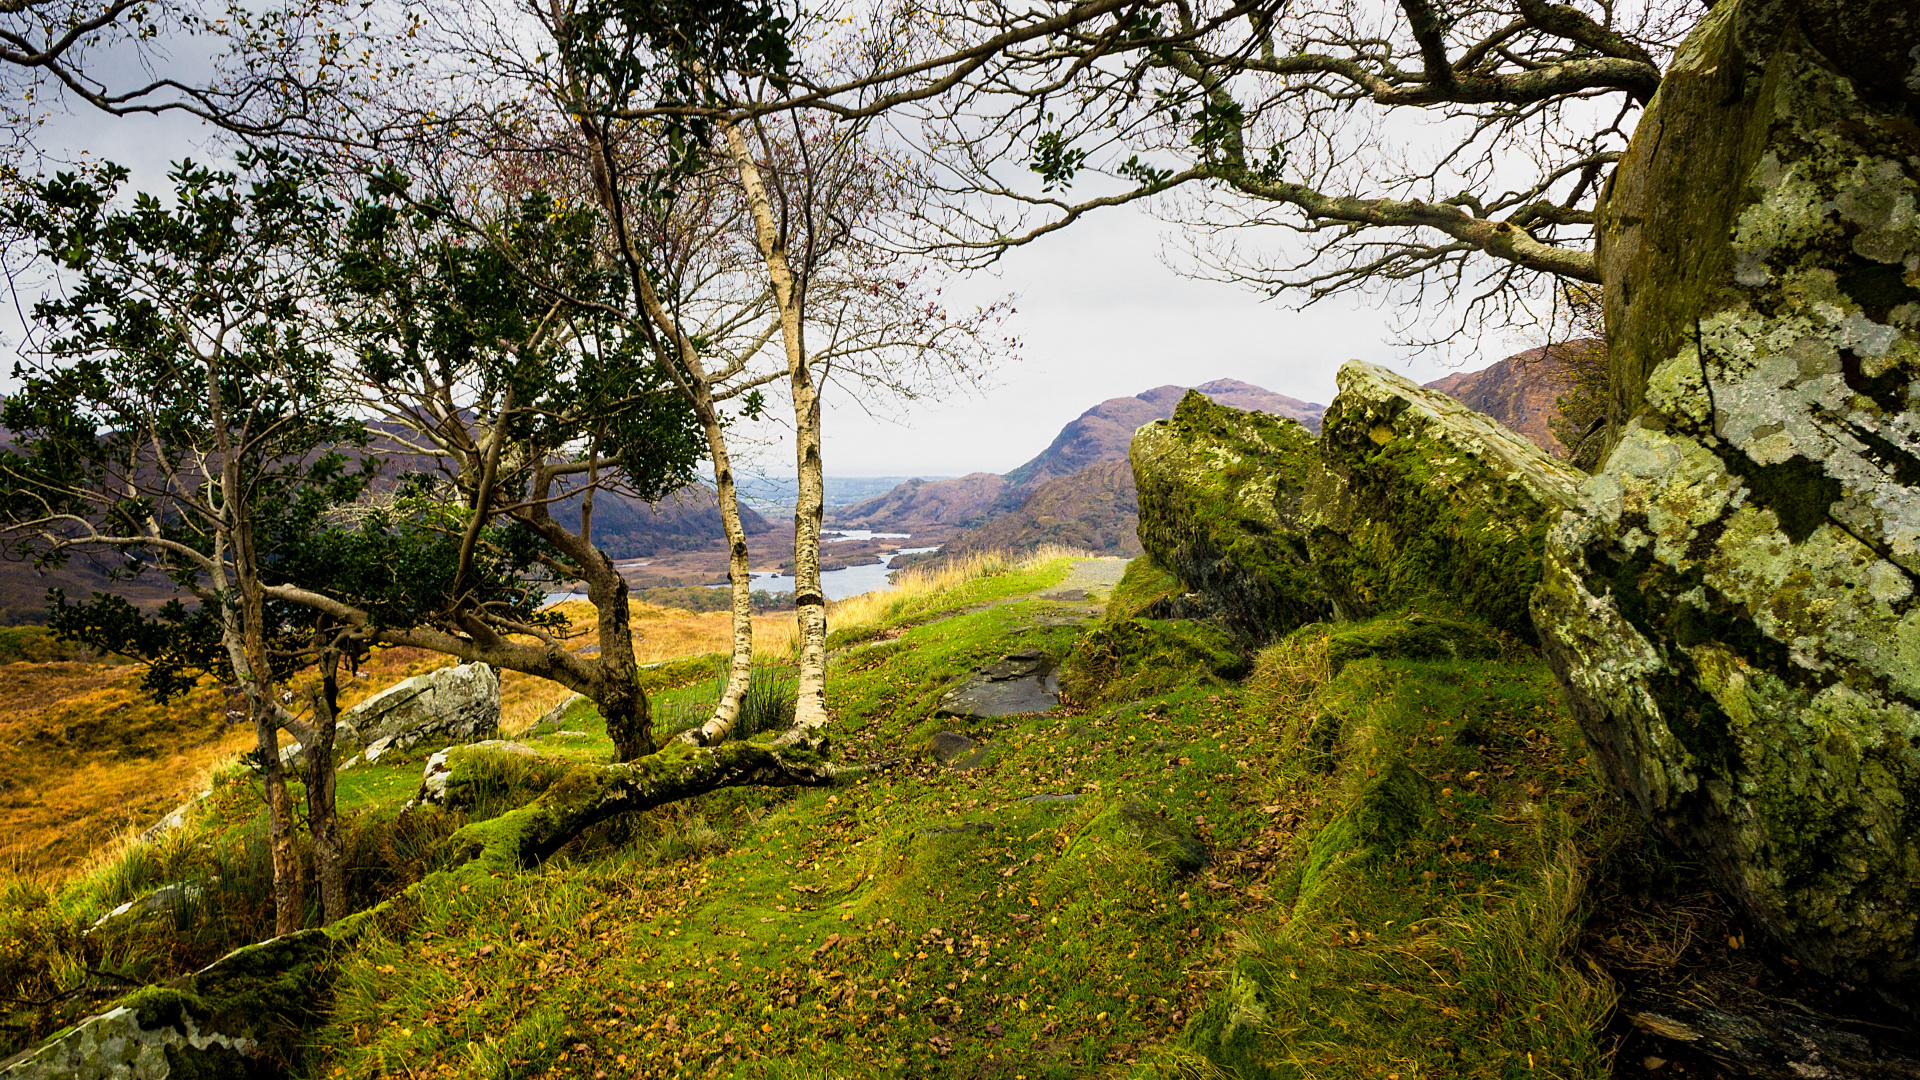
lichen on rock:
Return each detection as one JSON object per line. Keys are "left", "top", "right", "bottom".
{"left": 1537, "top": 0, "right": 1920, "bottom": 992}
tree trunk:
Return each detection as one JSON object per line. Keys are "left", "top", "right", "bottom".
{"left": 682, "top": 397, "right": 758, "bottom": 746}
{"left": 582, "top": 546, "right": 652, "bottom": 762}
{"left": 723, "top": 120, "right": 831, "bottom": 737}
{"left": 306, "top": 650, "right": 347, "bottom": 925}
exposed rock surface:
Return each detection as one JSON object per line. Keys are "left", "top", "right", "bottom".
{"left": 0, "top": 928, "right": 341, "bottom": 1079}
{"left": 934, "top": 649, "right": 1060, "bottom": 719}
{"left": 1318, "top": 362, "right": 1587, "bottom": 642}
{"left": 1118, "top": 801, "right": 1208, "bottom": 873}
{"left": 928, "top": 731, "right": 977, "bottom": 765}
{"left": 1534, "top": 0, "right": 1920, "bottom": 992}
{"left": 1131, "top": 370, "right": 1583, "bottom": 644}
{"left": 286, "top": 663, "right": 500, "bottom": 771}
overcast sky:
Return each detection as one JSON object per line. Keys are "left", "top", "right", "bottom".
{"left": 17, "top": 101, "right": 1531, "bottom": 481}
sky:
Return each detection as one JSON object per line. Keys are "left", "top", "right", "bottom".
{"left": 14, "top": 92, "right": 1537, "bottom": 482}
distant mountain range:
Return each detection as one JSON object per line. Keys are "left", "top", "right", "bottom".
{"left": 834, "top": 379, "right": 1325, "bottom": 533}
{"left": 877, "top": 354, "right": 1581, "bottom": 566}
{"left": 0, "top": 477, "right": 772, "bottom": 625}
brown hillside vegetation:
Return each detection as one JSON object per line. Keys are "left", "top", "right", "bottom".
{"left": 1423, "top": 342, "right": 1593, "bottom": 458}
{"left": 0, "top": 664, "right": 252, "bottom": 879}
{"left": 0, "top": 600, "right": 805, "bottom": 884}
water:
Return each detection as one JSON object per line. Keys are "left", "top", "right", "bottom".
{"left": 730, "top": 558, "right": 897, "bottom": 600}
{"left": 823, "top": 529, "right": 911, "bottom": 542}
{"left": 546, "top": 539, "right": 944, "bottom": 607}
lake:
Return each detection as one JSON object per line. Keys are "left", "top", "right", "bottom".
{"left": 546, "top": 541, "right": 943, "bottom": 606}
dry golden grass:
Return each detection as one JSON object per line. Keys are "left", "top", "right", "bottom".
{"left": 3, "top": 551, "right": 1087, "bottom": 883}
{"left": 827, "top": 544, "right": 1091, "bottom": 636}
{"left": 0, "top": 664, "right": 256, "bottom": 882}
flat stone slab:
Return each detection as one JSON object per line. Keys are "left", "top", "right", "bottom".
{"left": 934, "top": 649, "right": 1061, "bottom": 719}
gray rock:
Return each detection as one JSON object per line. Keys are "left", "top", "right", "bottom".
{"left": 928, "top": 731, "right": 977, "bottom": 764}
{"left": 1534, "top": 0, "right": 1920, "bottom": 993}
{"left": 135, "top": 789, "right": 210, "bottom": 845}
{"left": 0, "top": 1004, "right": 256, "bottom": 1079}
{"left": 922, "top": 822, "right": 996, "bottom": 837}
{"left": 87, "top": 881, "right": 208, "bottom": 934}
{"left": 284, "top": 663, "right": 500, "bottom": 771}
{"left": 1119, "top": 801, "right": 1208, "bottom": 874}
{"left": 934, "top": 651, "right": 1061, "bottom": 719}
{"left": 1, "top": 928, "right": 337, "bottom": 1079}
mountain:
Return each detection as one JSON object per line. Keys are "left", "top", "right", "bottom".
{"left": 548, "top": 484, "right": 773, "bottom": 559}
{"left": 1000, "top": 379, "right": 1324, "bottom": 491}
{"left": 829, "top": 472, "right": 1012, "bottom": 532}
{"left": 1421, "top": 341, "right": 1594, "bottom": 458}
{"left": 0, "top": 481, "right": 773, "bottom": 625}
{"left": 929, "top": 460, "right": 1143, "bottom": 562}
{"left": 832, "top": 379, "right": 1324, "bottom": 532}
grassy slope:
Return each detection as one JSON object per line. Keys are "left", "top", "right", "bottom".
{"left": 303, "top": 559, "right": 1623, "bottom": 1080}
{"left": 0, "top": 554, "right": 1634, "bottom": 1077}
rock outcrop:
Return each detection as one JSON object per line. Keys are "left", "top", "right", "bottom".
{"left": 1533, "top": 0, "right": 1920, "bottom": 992}
{"left": 285, "top": 663, "right": 500, "bottom": 771}
{"left": 1132, "top": 366, "right": 1584, "bottom": 644}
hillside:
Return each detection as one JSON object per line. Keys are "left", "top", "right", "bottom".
{"left": 0, "top": 481, "right": 772, "bottom": 624}
{"left": 999, "top": 379, "right": 1324, "bottom": 492}
{"left": 828, "top": 471, "right": 1014, "bottom": 531}
{"left": 8, "top": 552, "right": 1877, "bottom": 1078}
{"left": 912, "top": 350, "right": 1587, "bottom": 566}
{"left": 1422, "top": 341, "right": 1593, "bottom": 458}
{"left": 832, "top": 379, "right": 1324, "bottom": 533}
{"left": 932, "top": 459, "right": 1143, "bottom": 561}
{"left": 547, "top": 483, "right": 775, "bottom": 559}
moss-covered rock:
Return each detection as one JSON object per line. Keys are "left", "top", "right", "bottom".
{"left": 1316, "top": 362, "right": 1587, "bottom": 642}
{"left": 1536, "top": 0, "right": 1920, "bottom": 993}
{"left": 1322, "top": 610, "right": 1506, "bottom": 675}
{"left": 1131, "top": 372, "right": 1582, "bottom": 644}
{"left": 1, "top": 929, "right": 346, "bottom": 1079}
{"left": 1061, "top": 615, "right": 1246, "bottom": 707}
{"left": 1131, "top": 391, "right": 1340, "bottom": 641}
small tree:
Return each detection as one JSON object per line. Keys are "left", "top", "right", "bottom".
{"left": 321, "top": 183, "right": 708, "bottom": 761}
{"left": 0, "top": 151, "right": 370, "bottom": 931}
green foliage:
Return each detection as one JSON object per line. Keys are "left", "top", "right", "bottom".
{"left": 2, "top": 565, "right": 1629, "bottom": 1077}
{"left": 0, "top": 624, "right": 115, "bottom": 663}
{"left": 0, "top": 154, "right": 392, "bottom": 700}
{"left": 634, "top": 585, "right": 794, "bottom": 612}
{"left": 1064, "top": 616, "right": 1245, "bottom": 707}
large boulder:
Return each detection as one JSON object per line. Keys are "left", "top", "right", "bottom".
{"left": 1317, "top": 362, "right": 1587, "bottom": 642}
{"left": 1533, "top": 0, "right": 1920, "bottom": 991}
{"left": 284, "top": 662, "right": 500, "bottom": 770}
{"left": 1131, "top": 391, "right": 1335, "bottom": 640}
{"left": 1131, "top": 368, "right": 1584, "bottom": 643}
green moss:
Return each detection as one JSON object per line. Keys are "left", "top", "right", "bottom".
{"left": 1132, "top": 392, "right": 1335, "bottom": 641}
{"left": 1062, "top": 616, "right": 1246, "bottom": 707}
{"left": 1322, "top": 609, "right": 1505, "bottom": 674}
{"left": 1105, "top": 555, "right": 1184, "bottom": 624}
{"left": 1316, "top": 401, "right": 1563, "bottom": 642}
